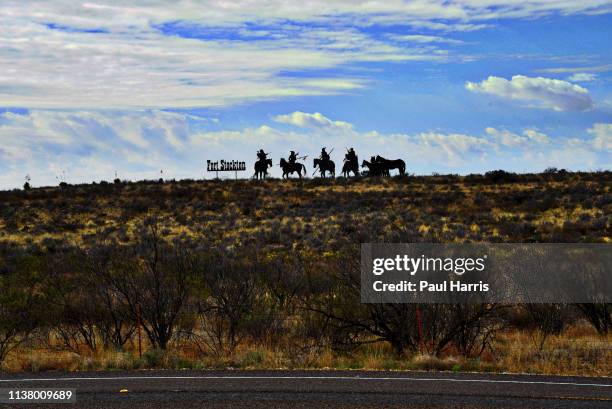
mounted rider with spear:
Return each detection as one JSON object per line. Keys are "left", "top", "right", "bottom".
{"left": 280, "top": 149, "right": 307, "bottom": 179}
{"left": 342, "top": 147, "right": 359, "bottom": 177}
{"left": 288, "top": 150, "right": 308, "bottom": 164}
{"left": 313, "top": 147, "right": 336, "bottom": 178}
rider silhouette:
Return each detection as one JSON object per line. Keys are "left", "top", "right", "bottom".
{"left": 320, "top": 147, "right": 330, "bottom": 163}
{"left": 257, "top": 149, "right": 267, "bottom": 163}
{"left": 288, "top": 150, "right": 298, "bottom": 164}
{"left": 345, "top": 148, "right": 357, "bottom": 164}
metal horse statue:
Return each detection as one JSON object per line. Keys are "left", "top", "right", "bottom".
{"left": 375, "top": 155, "right": 406, "bottom": 176}
{"left": 361, "top": 159, "right": 386, "bottom": 177}
{"left": 279, "top": 158, "right": 307, "bottom": 179}
{"left": 253, "top": 158, "right": 273, "bottom": 180}
{"left": 313, "top": 158, "right": 335, "bottom": 178}
{"left": 342, "top": 149, "right": 359, "bottom": 177}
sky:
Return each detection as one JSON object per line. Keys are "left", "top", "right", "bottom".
{"left": 0, "top": 1, "right": 611, "bottom": 188}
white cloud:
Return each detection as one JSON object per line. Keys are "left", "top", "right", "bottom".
{"left": 0, "top": 110, "right": 191, "bottom": 151}
{"left": 0, "top": 23, "right": 389, "bottom": 109}
{"left": 1, "top": 1, "right": 610, "bottom": 109}
{"left": 486, "top": 127, "right": 528, "bottom": 147}
{"left": 523, "top": 129, "right": 550, "bottom": 144}
{"left": 404, "top": 21, "right": 491, "bottom": 32}
{"left": 567, "top": 73, "right": 597, "bottom": 82}
{"left": 273, "top": 112, "right": 353, "bottom": 131}
{"left": 387, "top": 34, "right": 464, "bottom": 44}
{"left": 0, "top": 110, "right": 197, "bottom": 188}
{"left": 412, "top": 132, "right": 491, "bottom": 166}
{"left": 299, "top": 79, "right": 366, "bottom": 90}
{"left": 0, "top": 18, "right": 440, "bottom": 110}
{"left": 588, "top": 123, "right": 612, "bottom": 151}
{"left": 418, "top": 132, "right": 490, "bottom": 152}
{"left": 0, "top": 3, "right": 458, "bottom": 110}
{"left": 4, "top": 1, "right": 608, "bottom": 31}
{"left": 536, "top": 64, "right": 612, "bottom": 74}
{"left": 486, "top": 127, "right": 550, "bottom": 147}
{"left": 466, "top": 75, "right": 594, "bottom": 111}
{"left": 0, "top": 109, "right": 609, "bottom": 189}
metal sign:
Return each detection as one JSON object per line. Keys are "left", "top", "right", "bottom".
{"left": 206, "top": 160, "right": 246, "bottom": 179}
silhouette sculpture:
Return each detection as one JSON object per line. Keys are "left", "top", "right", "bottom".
{"left": 361, "top": 156, "right": 405, "bottom": 177}
{"left": 256, "top": 149, "right": 267, "bottom": 162}
{"left": 280, "top": 158, "right": 307, "bottom": 179}
{"left": 248, "top": 148, "right": 404, "bottom": 179}
{"left": 254, "top": 158, "right": 272, "bottom": 179}
{"left": 313, "top": 147, "right": 335, "bottom": 178}
{"left": 254, "top": 150, "right": 272, "bottom": 180}
{"left": 320, "top": 147, "right": 330, "bottom": 162}
{"left": 288, "top": 150, "right": 299, "bottom": 164}
{"left": 361, "top": 158, "right": 385, "bottom": 177}
{"left": 313, "top": 158, "right": 335, "bottom": 178}
{"left": 375, "top": 155, "right": 406, "bottom": 176}
{"left": 342, "top": 148, "right": 359, "bottom": 177}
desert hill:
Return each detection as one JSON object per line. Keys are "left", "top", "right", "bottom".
{"left": 1, "top": 171, "right": 610, "bottom": 250}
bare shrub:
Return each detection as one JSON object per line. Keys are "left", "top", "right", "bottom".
{"left": 576, "top": 303, "right": 611, "bottom": 336}
{"left": 0, "top": 258, "right": 41, "bottom": 363}
{"left": 101, "top": 219, "right": 197, "bottom": 350}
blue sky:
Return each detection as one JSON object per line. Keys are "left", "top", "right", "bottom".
{"left": 0, "top": 1, "right": 611, "bottom": 187}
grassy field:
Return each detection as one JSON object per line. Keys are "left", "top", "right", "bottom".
{"left": 2, "top": 171, "right": 610, "bottom": 248}
{"left": 0, "top": 171, "right": 610, "bottom": 375}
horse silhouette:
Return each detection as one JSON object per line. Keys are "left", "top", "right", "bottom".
{"left": 313, "top": 158, "right": 335, "bottom": 178}
{"left": 342, "top": 159, "right": 359, "bottom": 178}
{"left": 375, "top": 156, "right": 405, "bottom": 176}
{"left": 280, "top": 158, "right": 307, "bottom": 179}
{"left": 253, "top": 158, "right": 273, "bottom": 180}
{"left": 361, "top": 159, "right": 386, "bottom": 177}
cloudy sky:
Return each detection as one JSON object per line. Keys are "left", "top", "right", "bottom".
{"left": 0, "top": 1, "right": 611, "bottom": 187}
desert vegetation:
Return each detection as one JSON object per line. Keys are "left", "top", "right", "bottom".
{"left": 0, "top": 171, "right": 610, "bottom": 375}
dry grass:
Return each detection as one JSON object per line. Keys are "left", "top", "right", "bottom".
{"left": 494, "top": 327, "right": 611, "bottom": 376}
{"left": 2, "top": 325, "right": 609, "bottom": 376}
{"left": 1, "top": 173, "right": 609, "bottom": 249}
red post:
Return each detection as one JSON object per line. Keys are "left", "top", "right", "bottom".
{"left": 136, "top": 304, "right": 142, "bottom": 358}
{"left": 415, "top": 305, "right": 424, "bottom": 353}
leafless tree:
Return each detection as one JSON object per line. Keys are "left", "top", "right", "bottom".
{"left": 104, "top": 219, "right": 197, "bottom": 350}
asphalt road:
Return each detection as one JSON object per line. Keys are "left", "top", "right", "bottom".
{"left": 0, "top": 370, "right": 611, "bottom": 409}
